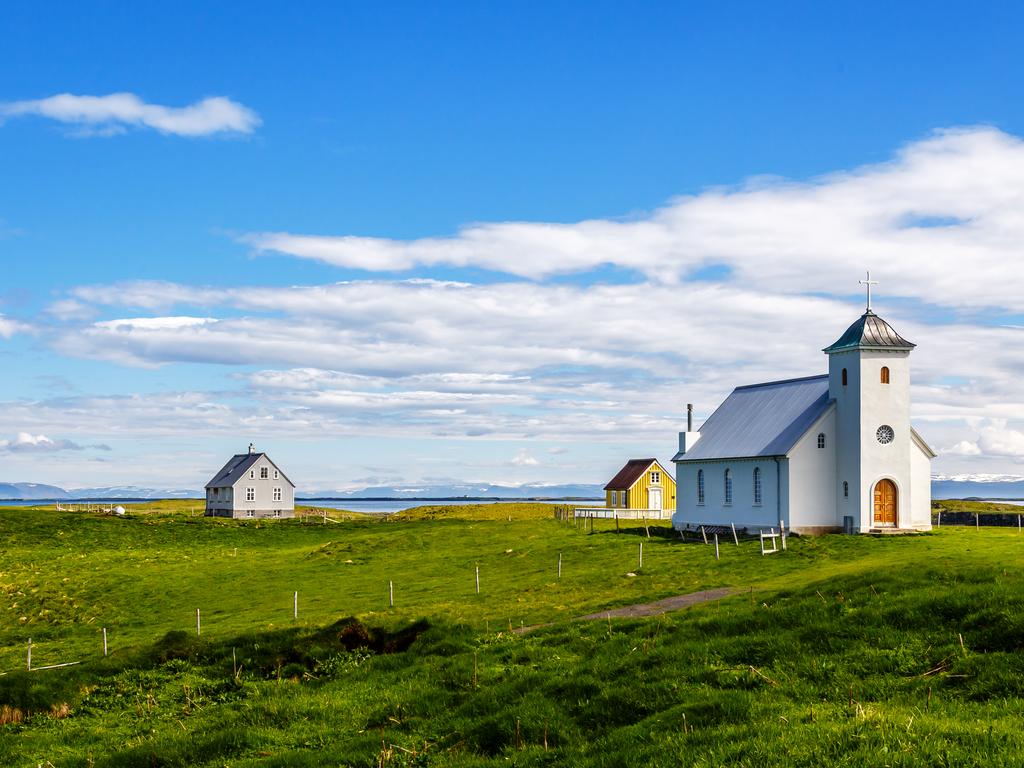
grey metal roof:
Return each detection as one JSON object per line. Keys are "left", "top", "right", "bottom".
{"left": 823, "top": 311, "right": 915, "bottom": 353}
{"left": 206, "top": 453, "right": 262, "bottom": 488}
{"left": 674, "top": 375, "right": 833, "bottom": 462}
{"left": 205, "top": 453, "right": 296, "bottom": 489}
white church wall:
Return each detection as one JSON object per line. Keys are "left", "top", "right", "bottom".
{"left": 910, "top": 440, "right": 933, "bottom": 530}
{"left": 858, "top": 350, "right": 913, "bottom": 531}
{"left": 673, "top": 458, "right": 785, "bottom": 532}
{"left": 829, "top": 349, "right": 863, "bottom": 524}
{"left": 786, "top": 407, "right": 840, "bottom": 533}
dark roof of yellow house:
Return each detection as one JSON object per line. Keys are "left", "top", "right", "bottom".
{"left": 604, "top": 458, "right": 659, "bottom": 491}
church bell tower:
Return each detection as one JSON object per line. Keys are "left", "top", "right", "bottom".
{"left": 824, "top": 273, "right": 917, "bottom": 532}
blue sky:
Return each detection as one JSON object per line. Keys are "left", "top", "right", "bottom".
{"left": 2, "top": 2, "right": 1024, "bottom": 490}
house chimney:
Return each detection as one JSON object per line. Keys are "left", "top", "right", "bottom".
{"left": 248, "top": 442, "right": 255, "bottom": 454}
{"left": 687, "top": 404, "right": 693, "bottom": 432}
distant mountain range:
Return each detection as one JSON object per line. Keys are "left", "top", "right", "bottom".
{"left": 0, "top": 483, "right": 201, "bottom": 500}
{"left": 2, "top": 479, "right": 1022, "bottom": 502}
{"left": 0, "top": 481, "right": 605, "bottom": 501}
{"left": 930, "top": 478, "right": 1024, "bottom": 500}
{"left": 298, "top": 482, "right": 607, "bottom": 500}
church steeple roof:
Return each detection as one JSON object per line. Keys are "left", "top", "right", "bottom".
{"left": 823, "top": 310, "right": 915, "bottom": 354}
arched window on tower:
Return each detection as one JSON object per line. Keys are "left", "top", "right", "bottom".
{"left": 881, "top": 366, "right": 890, "bottom": 384}
{"left": 697, "top": 470, "right": 705, "bottom": 505}
{"left": 753, "top": 467, "right": 762, "bottom": 505}
{"left": 818, "top": 433, "right": 826, "bottom": 449}
{"left": 843, "top": 481, "right": 849, "bottom": 498}
{"left": 842, "top": 368, "right": 848, "bottom": 386}
{"left": 724, "top": 469, "right": 733, "bottom": 505}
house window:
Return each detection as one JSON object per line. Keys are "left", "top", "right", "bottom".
{"left": 651, "top": 470, "right": 660, "bottom": 484}
{"left": 273, "top": 510, "right": 281, "bottom": 518}
{"left": 260, "top": 467, "right": 269, "bottom": 479}
{"left": 273, "top": 487, "right": 282, "bottom": 502}
{"left": 274, "top": 470, "right": 279, "bottom": 480}
{"left": 249, "top": 470, "right": 255, "bottom": 479}
{"left": 611, "top": 491, "right": 618, "bottom": 507}
{"left": 842, "top": 368, "right": 848, "bottom": 386}
{"left": 881, "top": 366, "right": 890, "bottom": 384}
{"left": 697, "top": 470, "right": 705, "bottom": 505}
{"left": 753, "top": 467, "right": 762, "bottom": 505}
{"left": 724, "top": 469, "right": 733, "bottom": 505}
{"left": 818, "top": 433, "right": 826, "bottom": 449}
{"left": 245, "top": 487, "right": 255, "bottom": 502}
{"left": 843, "top": 481, "right": 849, "bottom": 498}
{"left": 622, "top": 490, "right": 628, "bottom": 507}
{"left": 246, "top": 510, "right": 254, "bottom": 518}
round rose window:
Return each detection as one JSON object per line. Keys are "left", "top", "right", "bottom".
{"left": 876, "top": 425, "right": 894, "bottom": 444}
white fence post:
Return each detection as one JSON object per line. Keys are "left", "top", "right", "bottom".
{"left": 293, "top": 591, "right": 298, "bottom": 620}
{"left": 638, "top": 542, "right": 643, "bottom": 569}
{"left": 389, "top": 580, "right": 394, "bottom": 608}
{"left": 27, "top": 638, "right": 31, "bottom": 671}
{"left": 558, "top": 552, "right": 562, "bottom": 579}
{"left": 196, "top": 608, "right": 201, "bottom": 636}
{"left": 731, "top": 522, "right": 739, "bottom": 546}
{"left": 714, "top": 534, "right": 720, "bottom": 561}
{"left": 103, "top": 627, "right": 108, "bottom": 657}
{"left": 475, "top": 565, "right": 480, "bottom": 595}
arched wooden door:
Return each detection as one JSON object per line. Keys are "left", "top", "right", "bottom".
{"left": 873, "top": 479, "right": 897, "bottom": 526}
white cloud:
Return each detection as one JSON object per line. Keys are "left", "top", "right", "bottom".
{"left": 0, "top": 315, "right": 30, "bottom": 338}
{"left": 241, "top": 127, "right": 1024, "bottom": 312}
{"left": 510, "top": 449, "right": 539, "bottom": 466}
{"left": 24, "top": 126, "right": 1024, "bottom": 481}
{"left": 0, "top": 432, "right": 84, "bottom": 452}
{"left": 0, "top": 93, "right": 260, "bottom": 137}
{"left": 94, "top": 316, "right": 217, "bottom": 331}
{"left": 977, "top": 424, "right": 1024, "bottom": 460}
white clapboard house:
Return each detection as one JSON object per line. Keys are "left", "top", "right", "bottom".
{"left": 205, "top": 445, "right": 296, "bottom": 519}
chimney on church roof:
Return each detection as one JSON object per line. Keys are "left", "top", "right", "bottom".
{"left": 687, "top": 404, "right": 693, "bottom": 432}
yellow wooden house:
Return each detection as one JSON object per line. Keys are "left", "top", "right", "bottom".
{"left": 604, "top": 458, "right": 676, "bottom": 516}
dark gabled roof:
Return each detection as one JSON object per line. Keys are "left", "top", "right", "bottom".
{"left": 205, "top": 453, "right": 295, "bottom": 489}
{"left": 674, "top": 375, "right": 832, "bottom": 462}
{"left": 604, "top": 458, "right": 661, "bottom": 491}
{"left": 823, "top": 310, "right": 915, "bottom": 353}
{"left": 206, "top": 453, "right": 261, "bottom": 488}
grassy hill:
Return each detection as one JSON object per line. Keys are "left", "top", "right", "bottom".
{"left": 2, "top": 502, "right": 1023, "bottom": 765}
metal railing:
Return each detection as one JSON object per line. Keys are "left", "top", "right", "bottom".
{"left": 573, "top": 507, "right": 674, "bottom": 520}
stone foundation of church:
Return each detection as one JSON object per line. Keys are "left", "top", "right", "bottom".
{"left": 789, "top": 525, "right": 844, "bottom": 536}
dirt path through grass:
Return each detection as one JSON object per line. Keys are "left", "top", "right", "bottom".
{"left": 577, "top": 586, "right": 735, "bottom": 619}
{"left": 517, "top": 586, "right": 735, "bottom": 633}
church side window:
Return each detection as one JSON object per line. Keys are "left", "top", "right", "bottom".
{"left": 697, "top": 470, "right": 705, "bottom": 505}
{"left": 842, "top": 368, "right": 848, "bottom": 386}
{"left": 753, "top": 467, "right": 762, "bottom": 505}
{"left": 881, "top": 366, "right": 890, "bottom": 384}
{"left": 843, "top": 481, "right": 849, "bottom": 498}
{"left": 724, "top": 469, "right": 733, "bottom": 505}
{"left": 817, "top": 433, "right": 826, "bottom": 449}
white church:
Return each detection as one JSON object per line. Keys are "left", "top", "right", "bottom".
{"left": 673, "top": 280, "right": 935, "bottom": 535}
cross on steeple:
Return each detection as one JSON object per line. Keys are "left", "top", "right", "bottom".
{"left": 859, "top": 270, "right": 878, "bottom": 312}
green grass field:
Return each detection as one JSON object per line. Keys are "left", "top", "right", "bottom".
{"left": 2, "top": 501, "right": 1024, "bottom": 766}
